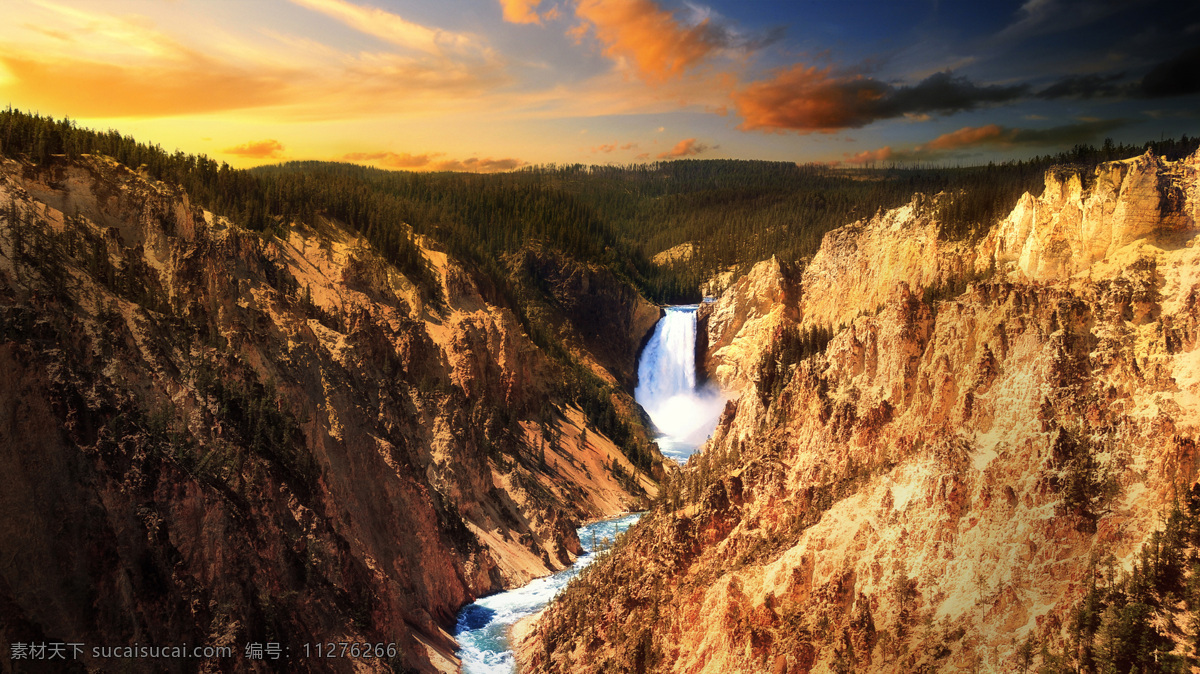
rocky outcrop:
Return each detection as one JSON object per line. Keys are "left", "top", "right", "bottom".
{"left": 985, "top": 150, "right": 1199, "bottom": 282}
{"left": 696, "top": 257, "right": 799, "bottom": 391}
{"left": 520, "top": 149, "right": 1200, "bottom": 673}
{"left": 0, "top": 155, "right": 663, "bottom": 673}
{"left": 651, "top": 242, "right": 696, "bottom": 267}
{"left": 799, "top": 196, "right": 980, "bottom": 329}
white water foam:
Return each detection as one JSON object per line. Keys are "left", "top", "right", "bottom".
{"left": 455, "top": 514, "right": 642, "bottom": 673}
{"left": 634, "top": 305, "right": 726, "bottom": 462}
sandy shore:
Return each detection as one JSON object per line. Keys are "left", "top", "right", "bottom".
{"left": 508, "top": 610, "right": 543, "bottom": 672}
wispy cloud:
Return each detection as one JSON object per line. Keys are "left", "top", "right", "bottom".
{"left": 435, "top": 156, "right": 524, "bottom": 172}
{"left": 591, "top": 141, "right": 638, "bottom": 153}
{"left": 994, "top": 0, "right": 1132, "bottom": 43}
{"left": 1036, "top": 72, "right": 1129, "bottom": 99}
{"left": 223, "top": 139, "right": 285, "bottom": 158}
{"left": 287, "top": 0, "right": 478, "bottom": 56}
{"left": 0, "top": 52, "right": 293, "bottom": 117}
{"left": 342, "top": 150, "right": 523, "bottom": 172}
{"left": 342, "top": 151, "right": 441, "bottom": 168}
{"left": 0, "top": 0, "right": 508, "bottom": 121}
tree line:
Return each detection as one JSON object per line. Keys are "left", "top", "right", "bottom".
{"left": 6, "top": 108, "right": 1196, "bottom": 307}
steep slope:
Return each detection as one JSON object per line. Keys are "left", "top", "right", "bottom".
{"left": 696, "top": 256, "right": 800, "bottom": 391}
{"left": 0, "top": 154, "right": 664, "bottom": 673}
{"left": 519, "top": 149, "right": 1200, "bottom": 673}
{"left": 509, "top": 246, "right": 661, "bottom": 392}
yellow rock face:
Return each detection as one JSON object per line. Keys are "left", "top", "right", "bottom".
{"left": 522, "top": 149, "right": 1200, "bottom": 674}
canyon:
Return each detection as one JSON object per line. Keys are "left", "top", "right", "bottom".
{"left": 0, "top": 154, "right": 669, "bottom": 673}
{"left": 518, "top": 148, "right": 1200, "bottom": 673}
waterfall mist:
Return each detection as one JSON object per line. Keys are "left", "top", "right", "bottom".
{"left": 634, "top": 306, "right": 726, "bottom": 462}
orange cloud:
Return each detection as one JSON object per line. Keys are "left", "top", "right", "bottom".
{"left": 846, "top": 147, "right": 893, "bottom": 164}
{"left": 0, "top": 0, "right": 507, "bottom": 122}
{"left": 433, "top": 157, "right": 524, "bottom": 172}
{"left": 499, "top": 0, "right": 544, "bottom": 24}
{"left": 591, "top": 141, "right": 638, "bottom": 153}
{"left": 224, "top": 139, "right": 286, "bottom": 159}
{"left": 657, "top": 138, "right": 708, "bottom": 159}
{"left": 922, "top": 124, "right": 1007, "bottom": 150}
{"left": 573, "top": 0, "right": 720, "bottom": 82}
{"left": 733, "top": 68, "right": 1026, "bottom": 134}
{"left": 732, "top": 65, "right": 887, "bottom": 133}
{"left": 343, "top": 151, "right": 522, "bottom": 173}
{"left": 342, "top": 151, "right": 443, "bottom": 168}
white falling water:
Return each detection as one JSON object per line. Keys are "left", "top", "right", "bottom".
{"left": 634, "top": 305, "right": 726, "bottom": 462}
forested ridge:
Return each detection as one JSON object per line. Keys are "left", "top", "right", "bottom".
{"left": 3, "top": 108, "right": 1197, "bottom": 307}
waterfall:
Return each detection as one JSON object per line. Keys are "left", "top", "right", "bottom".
{"left": 453, "top": 308, "right": 724, "bottom": 671}
{"left": 634, "top": 306, "right": 726, "bottom": 462}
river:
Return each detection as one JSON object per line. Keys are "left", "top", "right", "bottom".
{"left": 454, "top": 304, "right": 724, "bottom": 672}
{"left": 454, "top": 513, "right": 642, "bottom": 673}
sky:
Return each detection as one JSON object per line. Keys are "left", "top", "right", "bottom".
{"left": 1, "top": 0, "right": 1198, "bottom": 171}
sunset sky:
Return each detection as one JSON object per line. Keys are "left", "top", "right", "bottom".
{"left": 2, "top": 0, "right": 1198, "bottom": 171}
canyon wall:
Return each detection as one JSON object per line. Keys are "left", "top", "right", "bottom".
{"left": 520, "top": 149, "right": 1200, "bottom": 673}
{"left": 0, "top": 155, "right": 664, "bottom": 673}
{"left": 508, "top": 247, "right": 661, "bottom": 391}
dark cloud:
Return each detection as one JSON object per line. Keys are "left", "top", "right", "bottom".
{"left": 885, "top": 72, "right": 1029, "bottom": 116}
{"left": 1140, "top": 46, "right": 1200, "bottom": 98}
{"left": 1035, "top": 47, "right": 1200, "bottom": 102}
{"left": 1006, "top": 118, "right": 1129, "bottom": 146}
{"left": 698, "top": 21, "right": 786, "bottom": 53}
{"left": 994, "top": 0, "right": 1135, "bottom": 43}
{"left": 1036, "top": 72, "right": 1129, "bottom": 99}
{"left": 1032, "top": 47, "right": 1200, "bottom": 103}
{"left": 844, "top": 118, "right": 1130, "bottom": 165}
{"left": 734, "top": 69, "right": 1027, "bottom": 133}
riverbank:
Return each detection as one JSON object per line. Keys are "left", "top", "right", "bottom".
{"left": 509, "top": 612, "right": 540, "bottom": 663}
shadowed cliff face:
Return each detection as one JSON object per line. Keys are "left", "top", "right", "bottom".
{"left": 0, "top": 155, "right": 665, "bottom": 673}
{"left": 511, "top": 247, "right": 662, "bottom": 392}
{"left": 519, "top": 149, "right": 1200, "bottom": 673}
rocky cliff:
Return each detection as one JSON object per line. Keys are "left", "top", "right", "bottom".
{"left": 0, "top": 155, "right": 665, "bottom": 673}
{"left": 696, "top": 256, "right": 799, "bottom": 391}
{"left": 508, "top": 247, "right": 661, "bottom": 391}
{"left": 519, "top": 149, "right": 1200, "bottom": 673}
